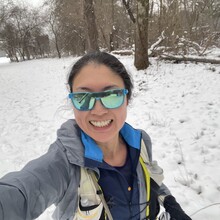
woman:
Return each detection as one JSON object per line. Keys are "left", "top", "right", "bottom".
{"left": 0, "top": 52, "right": 191, "bottom": 220}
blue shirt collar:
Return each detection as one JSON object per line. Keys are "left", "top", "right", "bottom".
{"left": 81, "top": 122, "right": 141, "bottom": 162}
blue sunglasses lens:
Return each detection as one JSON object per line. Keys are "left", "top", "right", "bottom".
{"left": 70, "top": 93, "right": 95, "bottom": 111}
{"left": 69, "top": 89, "right": 128, "bottom": 111}
{"left": 101, "top": 90, "right": 126, "bottom": 108}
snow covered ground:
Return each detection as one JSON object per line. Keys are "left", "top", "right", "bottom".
{"left": 0, "top": 54, "right": 220, "bottom": 219}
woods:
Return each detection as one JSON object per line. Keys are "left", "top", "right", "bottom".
{"left": 0, "top": 0, "right": 220, "bottom": 68}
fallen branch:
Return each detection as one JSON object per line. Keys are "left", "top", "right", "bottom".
{"left": 111, "top": 50, "right": 133, "bottom": 56}
{"left": 160, "top": 54, "right": 220, "bottom": 64}
{"left": 148, "top": 30, "right": 165, "bottom": 56}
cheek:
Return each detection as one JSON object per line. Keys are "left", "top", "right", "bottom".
{"left": 116, "top": 103, "right": 127, "bottom": 124}
{"left": 73, "top": 109, "right": 86, "bottom": 126}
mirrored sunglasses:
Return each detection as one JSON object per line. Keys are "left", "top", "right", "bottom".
{"left": 68, "top": 89, "right": 128, "bottom": 111}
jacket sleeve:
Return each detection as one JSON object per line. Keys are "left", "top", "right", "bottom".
{"left": 0, "top": 141, "right": 73, "bottom": 220}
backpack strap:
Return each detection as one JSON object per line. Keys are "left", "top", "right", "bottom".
{"left": 88, "top": 170, "right": 113, "bottom": 220}
{"left": 140, "top": 139, "right": 164, "bottom": 186}
{"left": 140, "top": 138, "right": 165, "bottom": 218}
{"left": 139, "top": 155, "right": 151, "bottom": 217}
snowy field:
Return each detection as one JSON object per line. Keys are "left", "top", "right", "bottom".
{"left": 0, "top": 54, "right": 220, "bottom": 219}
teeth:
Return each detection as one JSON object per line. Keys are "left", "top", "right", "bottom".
{"left": 90, "top": 120, "right": 112, "bottom": 127}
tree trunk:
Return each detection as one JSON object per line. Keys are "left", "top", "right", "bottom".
{"left": 55, "top": 37, "right": 61, "bottom": 58}
{"left": 53, "top": 31, "right": 61, "bottom": 58}
{"left": 158, "top": 0, "right": 163, "bottom": 34}
{"left": 134, "top": 0, "right": 150, "bottom": 70}
{"left": 84, "top": 0, "right": 99, "bottom": 52}
{"left": 109, "top": 0, "right": 116, "bottom": 52}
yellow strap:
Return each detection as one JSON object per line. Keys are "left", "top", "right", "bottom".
{"left": 139, "top": 156, "right": 151, "bottom": 217}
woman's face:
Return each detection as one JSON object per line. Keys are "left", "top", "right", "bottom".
{"left": 72, "top": 63, "right": 127, "bottom": 145}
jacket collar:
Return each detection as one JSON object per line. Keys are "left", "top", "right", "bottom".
{"left": 81, "top": 122, "right": 141, "bottom": 164}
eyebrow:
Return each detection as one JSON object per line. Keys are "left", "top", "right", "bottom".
{"left": 76, "top": 85, "right": 119, "bottom": 92}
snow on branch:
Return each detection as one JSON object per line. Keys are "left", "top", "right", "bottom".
{"left": 148, "top": 30, "right": 165, "bottom": 56}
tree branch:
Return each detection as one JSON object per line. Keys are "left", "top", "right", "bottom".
{"left": 122, "top": 0, "right": 136, "bottom": 23}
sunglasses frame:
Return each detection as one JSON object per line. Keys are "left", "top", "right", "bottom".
{"left": 69, "top": 88, "right": 128, "bottom": 111}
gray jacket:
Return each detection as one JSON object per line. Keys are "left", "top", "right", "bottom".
{"left": 0, "top": 119, "right": 170, "bottom": 220}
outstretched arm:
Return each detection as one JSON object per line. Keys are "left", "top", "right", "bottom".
{"left": 0, "top": 142, "right": 71, "bottom": 220}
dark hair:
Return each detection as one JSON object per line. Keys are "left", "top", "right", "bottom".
{"left": 68, "top": 51, "right": 133, "bottom": 101}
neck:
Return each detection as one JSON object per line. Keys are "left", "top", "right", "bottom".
{"left": 97, "top": 135, "right": 127, "bottom": 166}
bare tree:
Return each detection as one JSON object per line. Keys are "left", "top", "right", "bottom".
{"left": 0, "top": 2, "right": 46, "bottom": 61}
{"left": 134, "top": 0, "right": 150, "bottom": 70}
{"left": 2, "top": 0, "right": 219, "bottom": 61}
{"left": 95, "top": 0, "right": 134, "bottom": 51}
{"left": 49, "top": 0, "right": 86, "bottom": 56}
{"left": 1, "top": 23, "right": 19, "bottom": 62}
{"left": 122, "top": 0, "right": 136, "bottom": 23}
{"left": 83, "top": 0, "right": 99, "bottom": 52}
{"left": 0, "top": 0, "right": 9, "bottom": 24}
{"left": 122, "top": 0, "right": 149, "bottom": 69}
{"left": 48, "top": 11, "right": 62, "bottom": 58}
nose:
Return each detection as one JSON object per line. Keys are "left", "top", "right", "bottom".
{"left": 91, "top": 99, "right": 108, "bottom": 115}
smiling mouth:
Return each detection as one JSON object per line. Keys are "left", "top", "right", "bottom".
{"left": 90, "top": 120, "right": 112, "bottom": 128}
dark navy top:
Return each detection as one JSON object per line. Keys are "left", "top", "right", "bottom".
{"left": 98, "top": 146, "right": 141, "bottom": 220}
{"left": 114, "top": 147, "right": 133, "bottom": 187}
